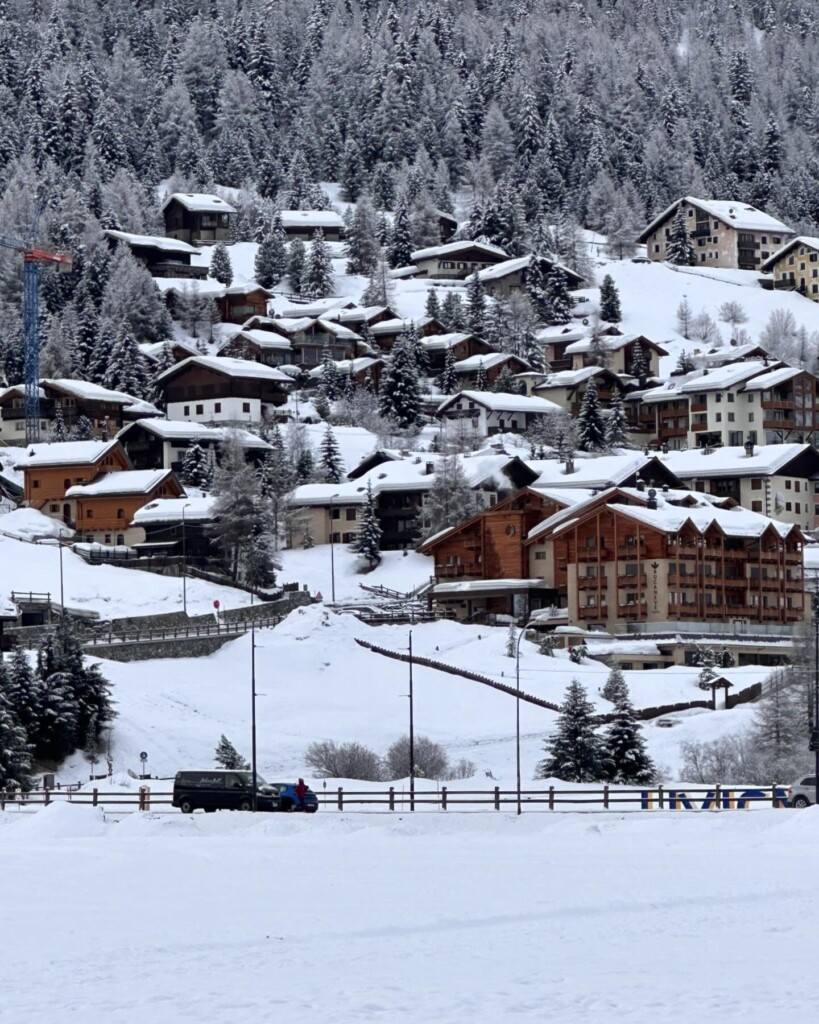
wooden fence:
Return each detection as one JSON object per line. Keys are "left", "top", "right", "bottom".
{"left": 0, "top": 784, "right": 790, "bottom": 813}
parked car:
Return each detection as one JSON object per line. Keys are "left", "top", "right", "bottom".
{"left": 271, "top": 782, "right": 319, "bottom": 813}
{"left": 787, "top": 775, "right": 817, "bottom": 808}
{"left": 172, "top": 769, "right": 281, "bottom": 813}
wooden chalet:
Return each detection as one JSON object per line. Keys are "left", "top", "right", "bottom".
{"left": 452, "top": 352, "right": 532, "bottom": 387}
{"left": 531, "top": 366, "right": 626, "bottom": 418}
{"left": 563, "top": 333, "right": 668, "bottom": 378}
{"left": 104, "top": 230, "right": 206, "bottom": 280}
{"left": 162, "top": 193, "right": 237, "bottom": 245}
{"left": 436, "top": 391, "right": 563, "bottom": 436}
{"left": 117, "top": 419, "right": 271, "bottom": 473}
{"left": 217, "top": 329, "right": 293, "bottom": 367}
{"left": 67, "top": 468, "right": 185, "bottom": 546}
{"left": 131, "top": 496, "right": 216, "bottom": 562}
{"left": 157, "top": 356, "right": 292, "bottom": 424}
{"left": 471, "top": 254, "right": 584, "bottom": 298}
{"left": 279, "top": 210, "right": 345, "bottom": 242}
{"left": 369, "top": 316, "right": 445, "bottom": 353}
{"left": 156, "top": 279, "right": 272, "bottom": 325}
{"left": 419, "top": 332, "right": 494, "bottom": 374}
{"left": 410, "top": 240, "right": 510, "bottom": 280}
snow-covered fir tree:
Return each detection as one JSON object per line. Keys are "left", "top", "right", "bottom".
{"left": 210, "top": 242, "right": 234, "bottom": 285}
{"left": 379, "top": 338, "right": 421, "bottom": 431}
{"left": 71, "top": 415, "right": 94, "bottom": 440}
{"left": 0, "top": 691, "right": 33, "bottom": 792}
{"left": 473, "top": 359, "right": 489, "bottom": 391}
{"left": 605, "top": 392, "right": 629, "bottom": 448}
{"left": 598, "top": 274, "right": 621, "bottom": 323}
{"left": 359, "top": 253, "right": 395, "bottom": 308}
{"left": 629, "top": 342, "right": 649, "bottom": 381}
{"left": 387, "top": 200, "right": 413, "bottom": 269}
{"left": 319, "top": 425, "right": 345, "bottom": 483}
{"left": 419, "top": 453, "right": 479, "bottom": 538}
{"left": 304, "top": 228, "right": 334, "bottom": 298}
{"left": 544, "top": 267, "right": 574, "bottom": 325}
{"left": 214, "top": 734, "right": 249, "bottom": 770}
{"left": 344, "top": 194, "right": 380, "bottom": 277}
{"left": 244, "top": 498, "right": 281, "bottom": 589}
{"left": 318, "top": 341, "right": 342, "bottom": 401}
{"left": 438, "top": 348, "right": 457, "bottom": 394}
{"left": 492, "top": 365, "right": 520, "bottom": 394}
{"left": 425, "top": 288, "right": 441, "bottom": 320}
{"left": 440, "top": 292, "right": 466, "bottom": 331}
{"left": 350, "top": 480, "right": 382, "bottom": 568}
{"left": 676, "top": 350, "right": 696, "bottom": 374}
{"left": 181, "top": 441, "right": 209, "bottom": 490}
{"left": 287, "top": 238, "right": 307, "bottom": 295}
{"left": 255, "top": 217, "right": 287, "bottom": 288}
{"left": 535, "top": 679, "right": 604, "bottom": 783}
{"left": 601, "top": 667, "right": 628, "bottom": 705}
{"left": 601, "top": 687, "right": 656, "bottom": 785}
{"left": 102, "top": 320, "right": 150, "bottom": 398}
{"left": 666, "top": 209, "right": 696, "bottom": 266}
{"left": 465, "top": 273, "right": 487, "bottom": 336}
{"left": 49, "top": 403, "right": 68, "bottom": 442}
{"left": 576, "top": 379, "right": 607, "bottom": 451}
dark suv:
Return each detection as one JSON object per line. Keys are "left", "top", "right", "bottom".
{"left": 172, "top": 770, "right": 281, "bottom": 813}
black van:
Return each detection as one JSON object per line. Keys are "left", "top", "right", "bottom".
{"left": 172, "top": 770, "right": 281, "bottom": 813}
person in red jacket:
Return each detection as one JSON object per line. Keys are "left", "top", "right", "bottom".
{"left": 295, "top": 778, "right": 307, "bottom": 808}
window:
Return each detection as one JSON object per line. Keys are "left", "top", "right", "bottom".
{"left": 242, "top": 402, "right": 251, "bottom": 413}
{"left": 50, "top": 503, "right": 59, "bottom": 512}
{"left": 728, "top": 393, "right": 735, "bottom": 403}
{"left": 535, "top": 550, "right": 547, "bottom": 560}
{"left": 117, "top": 534, "right": 124, "bottom": 546}
{"left": 716, "top": 412, "right": 722, "bottom": 422}
{"left": 104, "top": 534, "right": 112, "bottom": 544}
{"left": 728, "top": 412, "right": 735, "bottom": 422}
{"left": 195, "top": 404, "right": 203, "bottom": 414}
{"left": 752, "top": 500, "right": 762, "bottom": 512}
{"left": 586, "top": 595, "right": 597, "bottom": 607}
{"left": 786, "top": 502, "right": 792, "bottom": 511}
{"left": 345, "top": 509, "right": 356, "bottom": 521}
{"left": 214, "top": 402, "right": 221, "bottom": 413}
{"left": 117, "top": 508, "right": 125, "bottom": 519}
{"left": 586, "top": 536, "right": 596, "bottom": 549}
{"left": 746, "top": 393, "right": 754, "bottom": 402}
{"left": 715, "top": 394, "right": 722, "bottom": 402}
{"left": 654, "top": 244, "right": 660, "bottom": 254}
{"left": 751, "top": 478, "right": 762, "bottom": 490}
{"left": 64, "top": 478, "right": 71, "bottom": 489}
{"left": 586, "top": 565, "right": 596, "bottom": 578}
{"left": 796, "top": 503, "right": 801, "bottom": 514}
{"left": 506, "top": 524, "right": 516, "bottom": 536}
{"left": 32, "top": 479, "right": 40, "bottom": 488}
{"left": 184, "top": 406, "right": 190, "bottom": 415}
{"left": 748, "top": 413, "right": 754, "bottom": 422}
{"left": 625, "top": 563, "right": 638, "bottom": 576}
{"left": 796, "top": 481, "right": 801, "bottom": 493}
{"left": 330, "top": 508, "right": 340, "bottom": 520}
{"left": 786, "top": 480, "right": 792, "bottom": 490}
{"left": 86, "top": 509, "right": 94, "bottom": 518}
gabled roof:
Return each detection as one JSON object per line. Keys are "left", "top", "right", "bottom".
{"left": 308, "top": 356, "right": 383, "bottom": 378}
{"left": 534, "top": 366, "right": 622, "bottom": 390}
{"left": 132, "top": 495, "right": 216, "bottom": 525}
{"left": 658, "top": 443, "right": 819, "bottom": 479}
{"left": 638, "top": 196, "right": 794, "bottom": 242}
{"left": 118, "top": 419, "right": 271, "bottom": 449}
{"left": 161, "top": 193, "right": 237, "bottom": 214}
{"left": 761, "top": 235, "right": 819, "bottom": 272}
{"left": 43, "top": 379, "right": 156, "bottom": 410}
{"left": 155, "top": 355, "right": 293, "bottom": 384}
{"left": 279, "top": 210, "right": 344, "bottom": 229}
{"left": 420, "top": 332, "right": 478, "bottom": 352}
{"left": 66, "top": 468, "right": 177, "bottom": 498}
{"left": 741, "top": 366, "right": 806, "bottom": 391}
{"left": 453, "top": 353, "right": 530, "bottom": 373}
{"left": 13, "top": 439, "right": 127, "bottom": 469}
{"left": 436, "top": 390, "right": 563, "bottom": 416}
{"left": 370, "top": 316, "right": 437, "bottom": 337}
{"left": 411, "top": 240, "right": 509, "bottom": 262}
{"left": 104, "top": 229, "right": 200, "bottom": 255}
{"left": 471, "top": 254, "right": 583, "bottom": 286}
{"left": 279, "top": 298, "right": 353, "bottom": 318}
{"left": 219, "top": 329, "right": 293, "bottom": 352}
{"left": 564, "top": 334, "right": 669, "bottom": 356}
{"left": 154, "top": 279, "right": 272, "bottom": 299}
{"left": 677, "top": 360, "right": 778, "bottom": 393}
{"left": 527, "top": 453, "right": 683, "bottom": 491}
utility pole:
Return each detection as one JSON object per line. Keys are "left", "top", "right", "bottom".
{"left": 251, "top": 588, "right": 258, "bottom": 813}
{"left": 409, "top": 629, "right": 415, "bottom": 812}
{"left": 181, "top": 502, "right": 191, "bottom": 614}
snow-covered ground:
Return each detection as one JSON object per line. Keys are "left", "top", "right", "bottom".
{"left": 1, "top": 802, "right": 816, "bottom": 1024}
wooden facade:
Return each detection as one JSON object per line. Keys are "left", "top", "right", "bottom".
{"left": 162, "top": 195, "right": 235, "bottom": 245}
{"left": 71, "top": 473, "right": 185, "bottom": 544}
{"left": 22, "top": 443, "right": 131, "bottom": 508}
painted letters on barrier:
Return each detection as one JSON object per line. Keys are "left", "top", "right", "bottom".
{"left": 640, "top": 788, "right": 788, "bottom": 810}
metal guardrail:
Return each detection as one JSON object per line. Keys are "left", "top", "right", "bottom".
{"left": 83, "top": 613, "right": 284, "bottom": 646}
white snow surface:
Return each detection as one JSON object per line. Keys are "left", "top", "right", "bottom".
{"left": 0, "top": 507, "right": 74, "bottom": 541}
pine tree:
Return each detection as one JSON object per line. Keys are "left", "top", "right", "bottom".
{"left": 598, "top": 274, "right": 621, "bottom": 323}
{"left": 676, "top": 298, "right": 694, "bottom": 338}
{"left": 344, "top": 194, "right": 380, "bottom": 276}
{"left": 666, "top": 209, "right": 696, "bottom": 266}
{"left": 535, "top": 679, "right": 604, "bottom": 782}
{"left": 601, "top": 688, "right": 656, "bottom": 785}
{"left": 2, "top": 646, "right": 39, "bottom": 737}
{"left": 676, "top": 350, "right": 696, "bottom": 374}
{"left": 208, "top": 431, "right": 262, "bottom": 580}
{"left": 474, "top": 360, "right": 488, "bottom": 391}
{"left": 359, "top": 253, "right": 395, "bottom": 308}
{"left": 318, "top": 341, "right": 342, "bottom": 401}
{"left": 606, "top": 391, "right": 629, "bottom": 448}
{"left": 182, "top": 441, "right": 209, "bottom": 490}
{"left": 0, "top": 692, "right": 33, "bottom": 792}
{"left": 102, "top": 320, "right": 151, "bottom": 399}
{"left": 505, "top": 621, "right": 518, "bottom": 658}
{"left": 601, "top": 667, "right": 628, "bottom": 705}
{"left": 319, "top": 425, "right": 345, "bottom": 483}
{"left": 244, "top": 498, "right": 280, "bottom": 589}
{"left": 387, "top": 200, "right": 413, "bottom": 268}
{"left": 304, "top": 228, "right": 334, "bottom": 298}
{"left": 525, "top": 257, "right": 552, "bottom": 323}
{"left": 465, "top": 273, "right": 487, "bottom": 336}
{"left": 49, "top": 403, "right": 68, "bottom": 442}
{"left": 544, "top": 267, "right": 574, "bottom": 325}
{"left": 288, "top": 238, "right": 307, "bottom": 294}
{"left": 71, "top": 415, "right": 94, "bottom": 441}
{"left": 492, "top": 365, "right": 519, "bottom": 394}
{"left": 440, "top": 292, "right": 466, "bottom": 331}
{"left": 419, "top": 453, "right": 479, "bottom": 537}
{"left": 350, "top": 480, "right": 382, "bottom": 568}
{"left": 576, "top": 379, "right": 607, "bottom": 451}
{"left": 425, "top": 288, "right": 441, "bottom": 320}
{"left": 379, "top": 338, "right": 421, "bottom": 430}
{"left": 629, "top": 342, "right": 649, "bottom": 380}
{"left": 214, "top": 734, "right": 250, "bottom": 770}
{"left": 210, "top": 242, "right": 233, "bottom": 285}
{"left": 438, "top": 348, "right": 457, "bottom": 394}
{"left": 255, "top": 227, "right": 284, "bottom": 289}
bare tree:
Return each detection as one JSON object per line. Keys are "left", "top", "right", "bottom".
{"left": 304, "top": 740, "right": 384, "bottom": 781}
{"left": 384, "top": 735, "right": 450, "bottom": 780}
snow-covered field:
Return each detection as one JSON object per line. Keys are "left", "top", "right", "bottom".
{"left": 1, "top": 802, "right": 816, "bottom": 1024}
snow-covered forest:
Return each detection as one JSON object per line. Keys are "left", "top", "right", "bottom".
{"left": 1, "top": 0, "right": 818, "bottom": 378}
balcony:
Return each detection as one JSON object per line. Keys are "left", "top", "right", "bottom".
{"left": 763, "top": 419, "right": 796, "bottom": 431}
{"left": 578, "top": 575, "right": 607, "bottom": 589}
{"left": 690, "top": 402, "right": 707, "bottom": 413}
{"left": 617, "top": 574, "right": 646, "bottom": 587}
{"left": 577, "top": 548, "right": 610, "bottom": 562}
{"left": 436, "top": 563, "right": 480, "bottom": 580}
{"left": 578, "top": 605, "right": 606, "bottom": 619}
{"left": 659, "top": 426, "right": 688, "bottom": 438}
{"left": 692, "top": 422, "right": 708, "bottom": 432}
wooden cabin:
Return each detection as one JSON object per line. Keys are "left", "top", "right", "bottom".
{"left": 104, "top": 230, "right": 206, "bottom": 279}
{"left": 162, "top": 193, "right": 237, "bottom": 245}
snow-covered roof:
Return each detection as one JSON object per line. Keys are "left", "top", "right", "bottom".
{"left": 659, "top": 443, "right": 815, "bottom": 479}
{"left": 534, "top": 366, "right": 613, "bottom": 389}
{"left": 411, "top": 240, "right": 509, "bottom": 262}
{"left": 432, "top": 578, "right": 548, "bottom": 595}
{"left": 66, "top": 469, "right": 175, "bottom": 498}
{"left": 639, "top": 197, "right": 793, "bottom": 241}
{"left": 741, "top": 366, "right": 803, "bottom": 390}
{"left": 156, "top": 356, "right": 293, "bottom": 384}
{"left": 760, "top": 235, "right": 819, "bottom": 272}
{"left": 13, "top": 439, "right": 122, "bottom": 469}
{"left": 43, "top": 379, "right": 150, "bottom": 409}
{"left": 329, "top": 306, "right": 392, "bottom": 324}
{"left": 104, "top": 229, "right": 200, "bottom": 255}
{"left": 471, "top": 254, "right": 580, "bottom": 284}
{"left": 308, "top": 357, "right": 382, "bottom": 378}
{"left": 453, "top": 353, "right": 526, "bottom": 373}
{"left": 279, "top": 298, "right": 350, "bottom": 319}
{"left": 161, "top": 193, "right": 237, "bottom": 214}
{"left": 677, "top": 360, "right": 776, "bottom": 393}
{"left": 436, "top": 390, "right": 563, "bottom": 415}
{"left": 420, "top": 333, "right": 475, "bottom": 352}
{"left": 220, "top": 329, "right": 293, "bottom": 352}
{"left": 528, "top": 453, "right": 657, "bottom": 491}
{"left": 279, "top": 210, "right": 344, "bottom": 230}
{"left": 316, "top": 319, "right": 362, "bottom": 341}
{"left": 132, "top": 496, "right": 216, "bottom": 525}
{"left": 370, "top": 316, "right": 435, "bottom": 336}
{"left": 139, "top": 339, "right": 200, "bottom": 361}
{"left": 606, "top": 498, "right": 797, "bottom": 540}
{"left": 535, "top": 324, "right": 585, "bottom": 343}
{"left": 154, "top": 279, "right": 271, "bottom": 298}
{"left": 564, "top": 334, "right": 668, "bottom": 356}
{"left": 700, "top": 343, "right": 769, "bottom": 366}
{"left": 121, "top": 418, "right": 270, "bottom": 448}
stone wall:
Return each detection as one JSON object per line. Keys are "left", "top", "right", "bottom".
{"left": 87, "top": 635, "right": 235, "bottom": 662}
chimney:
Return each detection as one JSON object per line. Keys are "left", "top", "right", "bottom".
{"left": 425, "top": 461, "right": 435, "bottom": 475}
{"left": 564, "top": 457, "right": 575, "bottom": 475}
{"left": 636, "top": 480, "right": 646, "bottom": 492}
{"left": 662, "top": 484, "right": 670, "bottom": 494}
{"left": 647, "top": 488, "right": 658, "bottom": 510}
{"left": 661, "top": 443, "right": 669, "bottom": 455}
{"left": 744, "top": 440, "right": 755, "bottom": 458}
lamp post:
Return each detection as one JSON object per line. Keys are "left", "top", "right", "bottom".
{"left": 329, "top": 493, "right": 339, "bottom": 603}
{"left": 812, "top": 592, "right": 819, "bottom": 807}
{"left": 409, "top": 629, "right": 415, "bottom": 812}
{"left": 181, "top": 501, "right": 191, "bottom": 615}
{"left": 514, "top": 622, "right": 537, "bottom": 816}
{"left": 251, "top": 587, "right": 258, "bottom": 813}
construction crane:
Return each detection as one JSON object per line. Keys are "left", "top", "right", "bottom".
{"left": 0, "top": 203, "right": 73, "bottom": 443}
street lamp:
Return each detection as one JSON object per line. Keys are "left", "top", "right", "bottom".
{"left": 250, "top": 587, "right": 258, "bottom": 813}
{"left": 181, "top": 501, "right": 192, "bottom": 615}
{"left": 514, "top": 621, "right": 538, "bottom": 816}
{"left": 409, "top": 629, "right": 415, "bottom": 812}
{"left": 328, "top": 493, "right": 339, "bottom": 604}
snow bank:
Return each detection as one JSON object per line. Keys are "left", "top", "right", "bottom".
{"left": 0, "top": 508, "right": 74, "bottom": 541}
{"left": 11, "top": 801, "right": 107, "bottom": 839}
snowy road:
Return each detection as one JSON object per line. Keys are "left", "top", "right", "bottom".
{"left": 2, "top": 804, "right": 816, "bottom": 1023}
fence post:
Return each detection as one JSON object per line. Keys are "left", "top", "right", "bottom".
{"left": 0, "top": 790, "right": 4, "bottom": 811}
{"left": 441, "top": 786, "right": 447, "bottom": 810}
{"left": 771, "top": 785, "right": 779, "bottom": 809}
{"left": 658, "top": 785, "right": 664, "bottom": 810}
{"left": 549, "top": 786, "right": 555, "bottom": 811}
{"left": 92, "top": 788, "right": 98, "bottom": 807}
{"left": 44, "top": 788, "right": 51, "bottom": 806}
{"left": 337, "top": 786, "right": 343, "bottom": 811}
{"left": 494, "top": 786, "right": 500, "bottom": 810}
{"left": 603, "top": 784, "right": 609, "bottom": 810}
{"left": 714, "top": 784, "right": 721, "bottom": 811}
{"left": 389, "top": 786, "right": 394, "bottom": 811}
